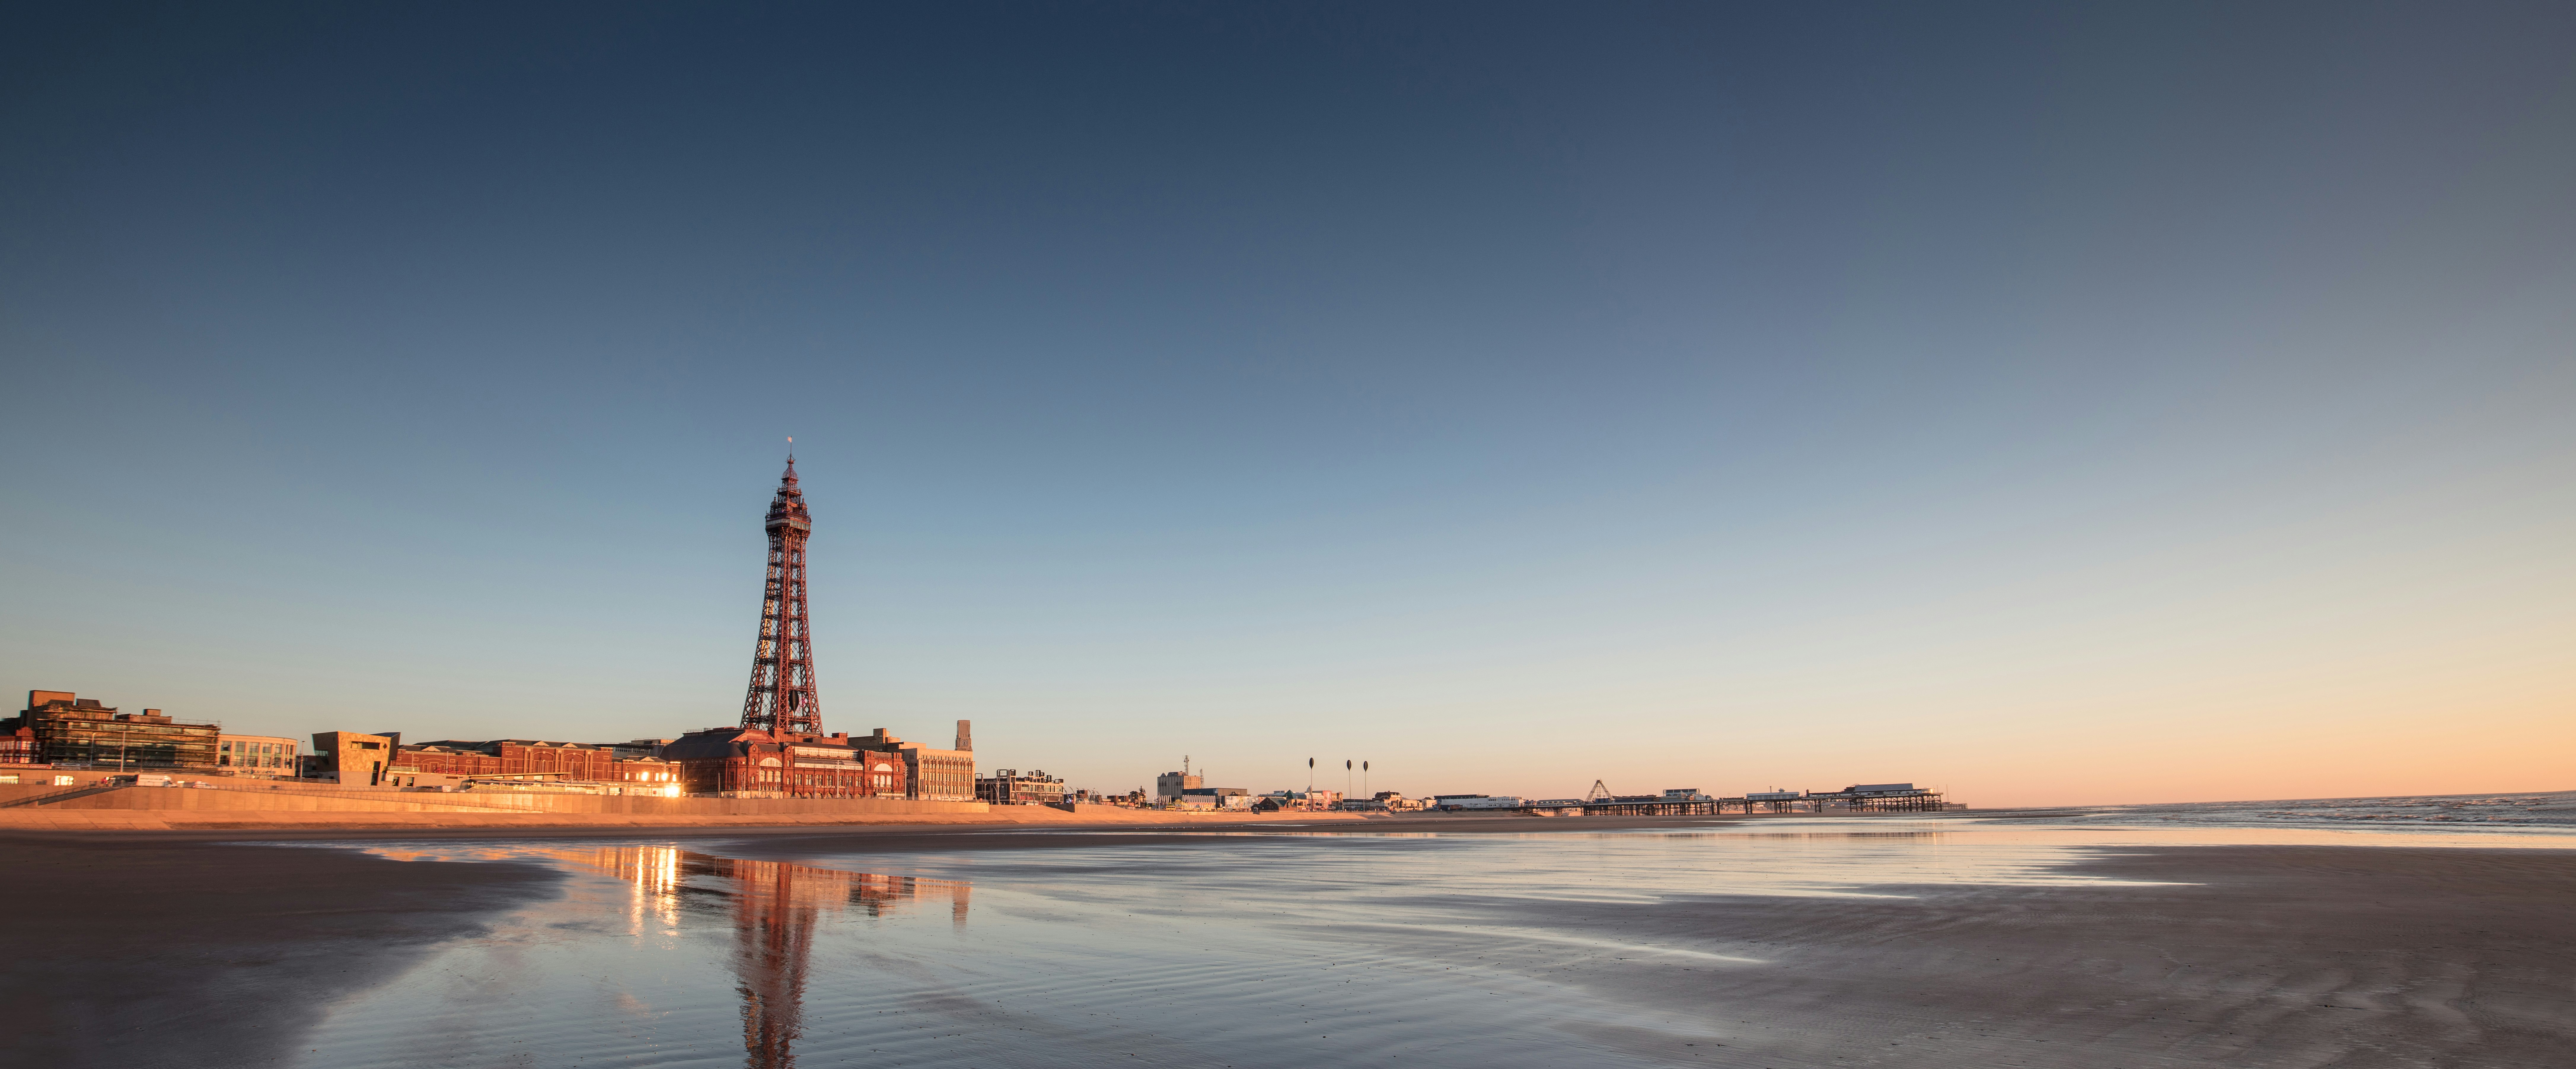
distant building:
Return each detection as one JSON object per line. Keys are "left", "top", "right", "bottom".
{"left": 847, "top": 728, "right": 974, "bottom": 802}
{"left": 216, "top": 733, "right": 299, "bottom": 776}
{"left": 1436, "top": 795, "right": 1522, "bottom": 810}
{"left": 1255, "top": 789, "right": 1340, "bottom": 811}
{"left": 1179, "top": 786, "right": 1251, "bottom": 810}
{"left": 1155, "top": 770, "right": 1203, "bottom": 800}
{"left": 12, "top": 691, "right": 218, "bottom": 770}
{"left": 977, "top": 769, "right": 1065, "bottom": 805}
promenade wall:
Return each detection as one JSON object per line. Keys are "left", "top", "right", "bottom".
{"left": 0, "top": 782, "right": 984, "bottom": 816}
{"left": 0, "top": 783, "right": 1364, "bottom": 831}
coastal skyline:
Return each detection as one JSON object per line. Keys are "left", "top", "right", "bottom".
{"left": 5, "top": 3, "right": 2573, "bottom": 808}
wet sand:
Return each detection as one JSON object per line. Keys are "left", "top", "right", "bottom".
{"left": 1466, "top": 844, "right": 2576, "bottom": 1067}
{"left": 0, "top": 834, "right": 560, "bottom": 1069}
{"left": 7, "top": 822, "right": 2571, "bottom": 1068}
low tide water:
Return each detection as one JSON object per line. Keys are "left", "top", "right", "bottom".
{"left": 286, "top": 792, "right": 2576, "bottom": 1068}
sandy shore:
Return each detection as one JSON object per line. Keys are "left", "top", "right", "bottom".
{"left": 7, "top": 821, "right": 2570, "bottom": 1068}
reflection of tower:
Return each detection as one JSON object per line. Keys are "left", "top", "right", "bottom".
{"left": 741, "top": 455, "right": 822, "bottom": 735}
{"left": 561, "top": 846, "right": 972, "bottom": 1069}
{"left": 733, "top": 860, "right": 816, "bottom": 1069}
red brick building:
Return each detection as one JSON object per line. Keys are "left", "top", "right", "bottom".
{"left": 0, "top": 725, "right": 36, "bottom": 765}
{"left": 396, "top": 740, "right": 616, "bottom": 781}
{"left": 661, "top": 727, "right": 907, "bottom": 799}
{"left": 613, "top": 756, "right": 680, "bottom": 792}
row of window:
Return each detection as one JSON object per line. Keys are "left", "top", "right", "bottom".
{"left": 218, "top": 740, "right": 295, "bottom": 770}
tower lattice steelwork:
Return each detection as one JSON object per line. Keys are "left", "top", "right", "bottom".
{"left": 740, "top": 454, "right": 822, "bottom": 735}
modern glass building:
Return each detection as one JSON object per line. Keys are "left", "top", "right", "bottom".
{"left": 14, "top": 691, "right": 219, "bottom": 770}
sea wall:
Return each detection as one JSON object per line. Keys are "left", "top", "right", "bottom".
{"left": 9, "top": 782, "right": 986, "bottom": 816}
{"left": 0, "top": 783, "right": 1367, "bottom": 831}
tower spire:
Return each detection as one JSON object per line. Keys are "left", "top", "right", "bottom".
{"left": 741, "top": 454, "right": 822, "bottom": 735}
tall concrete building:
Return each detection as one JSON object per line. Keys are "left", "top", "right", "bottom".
{"left": 310, "top": 730, "right": 401, "bottom": 786}
{"left": 852, "top": 728, "right": 974, "bottom": 802}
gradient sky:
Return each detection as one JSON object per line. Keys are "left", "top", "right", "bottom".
{"left": 4, "top": 2, "right": 2570, "bottom": 807}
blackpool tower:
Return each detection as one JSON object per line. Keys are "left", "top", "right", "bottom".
{"left": 740, "top": 451, "right": 823, "bottom": 735}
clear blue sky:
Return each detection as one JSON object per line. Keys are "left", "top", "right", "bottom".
{"left": 5, "top": 2, "right": 2571, "bottom": 805}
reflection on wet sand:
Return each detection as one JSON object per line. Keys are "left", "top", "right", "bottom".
{"left": 572, "top": 846, "right": 970, "bottom": 1069}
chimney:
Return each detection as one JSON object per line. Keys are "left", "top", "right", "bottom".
{"left": 956, "top": 719, "right": 973, "bottom": 752}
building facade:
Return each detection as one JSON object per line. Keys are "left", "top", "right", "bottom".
{"left": 901, "top": 746, "right": 975, "bottom": 802}
{"left": 662, "top": 726, "right": 909, "bottom": 799}
{"left": 1155, "top": 770, "right": 1203, "bottom": 800}
{"left": 844, "top": 728, "right": 974, "bottom": 802}
{"left": 612, "top": 756, "right": 681, "bottom": 793}
{"left": 14, "top": 692, "right": 218, "bottom": 770}
{"left": 311, "top": 731, "right": 401, "bottom": 786}
{"left": 0, "top": 724, "right": 36, "bottom": 765}
{"left": 393, "top": 740, "right": 617, "bottom": 781}
{"left": 217, "top": 734, "right": 300, "bottom": 776}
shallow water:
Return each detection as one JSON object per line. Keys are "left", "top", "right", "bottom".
{"left": 289, "top": 808, "right": 2576, "bottom": 1068}
{"left": 2020, "top": 789, "right": 2576, "bottom": 832}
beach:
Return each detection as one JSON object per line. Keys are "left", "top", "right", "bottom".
{"left": 6, "top": 814, "right": 2572, "bottom": 1068}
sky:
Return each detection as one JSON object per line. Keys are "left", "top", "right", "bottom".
{"left": 3, "top": 2, "right": 2570, "bottom": 808}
